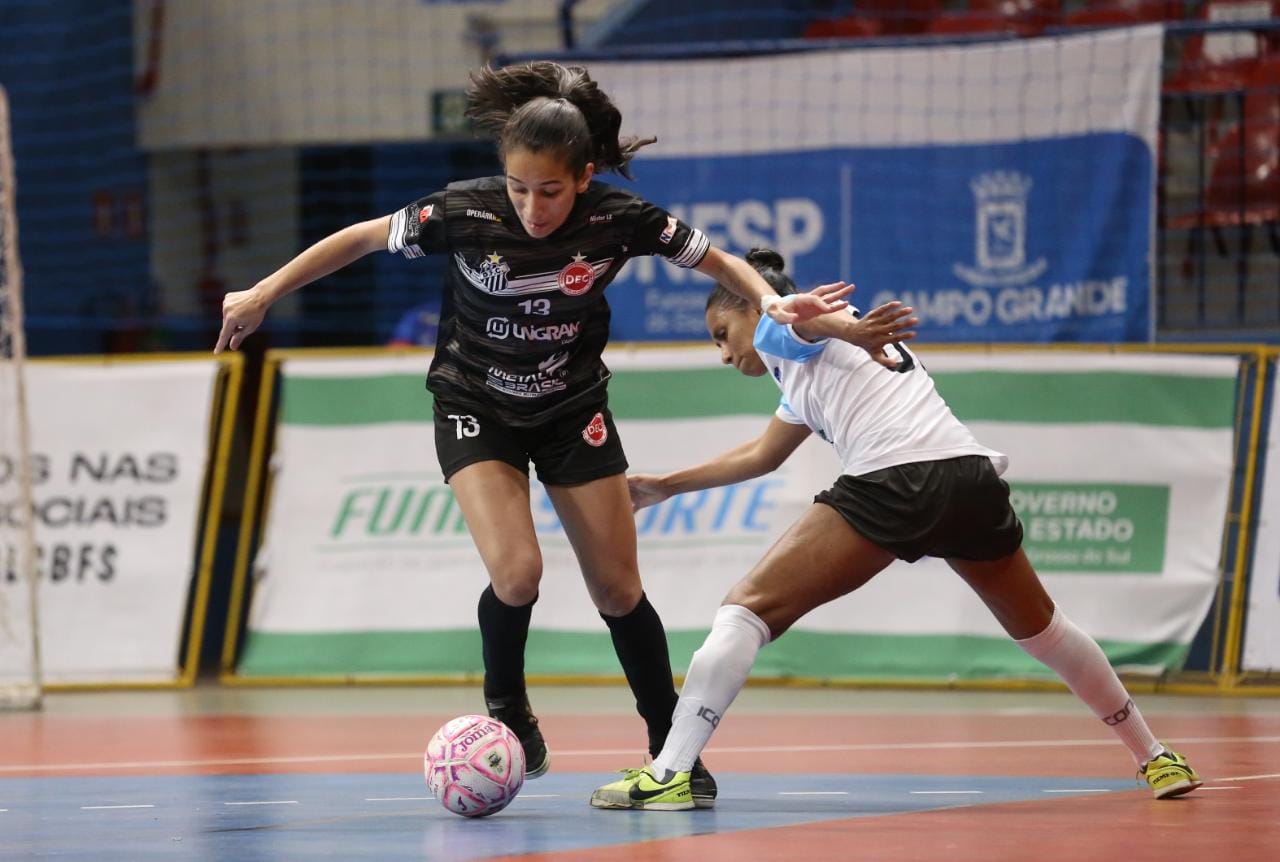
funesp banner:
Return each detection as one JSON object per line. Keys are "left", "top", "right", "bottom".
{"left": 588, "top": 26, "right": 1162, "bottom": 343}
{"left": 236, "top": 348, "right": 1235, "bottom": 680}
{"left": 0, "top": 361, "right": 218, "bottom": 684}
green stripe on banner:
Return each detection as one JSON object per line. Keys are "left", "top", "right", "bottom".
{"left": 605, "top": 369, "right": 779, "bottom": 419}
{"left": 279, "top": 368, "right": 1235, "bottom": 428}
{"left": 278, "top": 369, "right": 778, "bottom": 426}
{"left": 933, "top": 371, "right": 1236, "bottom": 428}
{"left": 237, "top": 629, "right": 1189, "bottom": 679}
{"left": 281, "top": 374, "right": 432, "bottom": 426}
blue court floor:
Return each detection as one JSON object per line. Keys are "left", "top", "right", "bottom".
{"left": 6, "top": 686, "right": 1277, "bottom": 860}
{"left": 2, "top": 771, "right": 1139, "bottom": 860}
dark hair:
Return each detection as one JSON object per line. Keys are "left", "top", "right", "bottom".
{"left": 706, "top": 248, "right": 797, "bottom": 313}
{"left": 466, "top": 61, "right": 655, "bottom": 179}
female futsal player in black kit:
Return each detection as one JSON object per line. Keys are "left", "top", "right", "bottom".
{"left": 215, "top": 61, "right": 904, "bottom": 804}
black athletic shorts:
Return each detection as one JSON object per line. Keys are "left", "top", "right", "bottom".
{"left": 814, "top": 455, "right": 1024, "bottom": 563}
{"left": 432, "top": 395, "right": 628, "bottom": 486}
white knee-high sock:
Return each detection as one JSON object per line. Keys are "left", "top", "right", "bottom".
{"left": 1015, "top": 605, "right": 1164, "bottom": 765}
{"left": 651, "top": 604, "right": 771, "bottom": 776}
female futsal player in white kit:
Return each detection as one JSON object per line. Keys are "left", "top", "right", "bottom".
{"left": 591, "top": 249, "right": 1201, "bottom": 809}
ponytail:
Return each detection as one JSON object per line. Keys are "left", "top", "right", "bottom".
{"left": 706, "top": 247, "right": 798, "bottom": 313}
{"left": 466, "top": 61, "right": 654, "bottom": 179}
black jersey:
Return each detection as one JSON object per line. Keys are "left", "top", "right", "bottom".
{"left": 388, "top": 176, "right": 709, "bottom": 427}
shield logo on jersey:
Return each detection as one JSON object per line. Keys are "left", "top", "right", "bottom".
{"left": 558, "top": 253, "right": 596, "bottom": 296}
{"left": 418, "top": 204, "right": 434, "bottom": 224}
{"left": 477, "top": 252, "right": 511, "bottom": 292}
{"left": 582, "top": 412, "right": 608, "bottom": 447}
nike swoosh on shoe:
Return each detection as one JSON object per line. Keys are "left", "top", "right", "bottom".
{"left": 628, "top": 782, "right": 672, "bottom": 802}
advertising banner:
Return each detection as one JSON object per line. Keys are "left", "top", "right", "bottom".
{"left": 237, "top": 348, "right": 1235, "bottom": 681}
{"left": 585, "top": 27, "right": 1162, "bottom": 342}
{"left": 0, "top": 361, "right": 218, "bottom": 684}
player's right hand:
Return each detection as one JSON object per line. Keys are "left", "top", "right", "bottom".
{"left": 215, "top": 287, "right": 268, "bottom": 354}
{"left": 627, "top": 475, "right": 670, "bottom": 512}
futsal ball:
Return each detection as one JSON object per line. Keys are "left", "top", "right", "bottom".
{"left": 423, "top": 714, "right": 525, "bottom": 817}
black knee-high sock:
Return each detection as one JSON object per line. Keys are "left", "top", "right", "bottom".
{"left": 477, "top": 585, "right": 536, "bottom": 702}
{"left": 601, "top": 593, "right": 679, "bottom": 756}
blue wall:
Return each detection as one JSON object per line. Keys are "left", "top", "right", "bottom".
{"left": 0, "top": 2, "right": 502, "bottom": 353}
{"left": 1, "top": 1, "right": 151, "bottom": 354}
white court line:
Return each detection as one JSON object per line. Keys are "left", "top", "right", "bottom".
{"left": 778, "top": 791, "right": 848, "bottom": 796}
{"left": 365, "top": 797, "right": 430, "bottom": 802}
{"left": 80, "top": 804, "right": 155, "bottom": 810}
{"left": 223, "top": 800, "right": 298, "bottom": 806}
{"left": 1196, "top": 786, "right": 1242, "bottom": 791}
{"left": 517, "top": 794, "right": 561, "bottom": 798}
{"left": 910, "top": 790, "right": 983, "bottom": 795}
{"left": 1, "top": 752, "right": 415, "bottom": 774}
{"left": 1042, "top": 789, "right": 1111, "bottom": 794}
{"left": 698, "top": 735, "right": 1280, "bottom": 755}
{"left": 6, "top": 736, "right": 1278, "bottom": 775}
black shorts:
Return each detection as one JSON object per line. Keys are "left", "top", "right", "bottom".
{"left": 433, "top": 395, "right": 628, "bottom": 486}
{"left": 814, "top": 455, "right": 1024, "bottom": 563}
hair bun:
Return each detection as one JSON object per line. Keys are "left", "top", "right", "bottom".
{"left": 746, "top": 247, "right": 786, "bottom": 272}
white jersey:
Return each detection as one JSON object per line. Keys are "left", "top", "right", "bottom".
{"left": 753, "top": 314, "right": 1007, "bottom": 477}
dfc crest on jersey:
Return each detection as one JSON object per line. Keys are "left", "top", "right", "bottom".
{"left": 558, "top": 253, "right": 596, "bottom": 297}
{"left": 582, "top": 412, "right": 608, "bottom": 447}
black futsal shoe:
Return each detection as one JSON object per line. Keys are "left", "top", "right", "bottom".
{"left": 487, "top": 694, "right": 551, "bottom": 779}
{"left": 689, "top": 757, "right": 717, "bottom": 808}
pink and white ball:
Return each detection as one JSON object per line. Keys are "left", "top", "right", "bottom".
{"left": 423, "top": 715, "right": 525, "bottom": 817}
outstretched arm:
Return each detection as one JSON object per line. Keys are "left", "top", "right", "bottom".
{"left": 695, "top": 247, "right": 852, "bottom": 325}
{"left": 214, "top": 215, "right": 392, "bottom": 353}
{"left": 629, "top": 417, "right": 813, "bottom": 511}
{"left": 792, "top": 286, "right": 919, "bottom": 370}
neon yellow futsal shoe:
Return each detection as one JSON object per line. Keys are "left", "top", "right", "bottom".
{"left": 589, "top": 765, "right": 694, "bottom": 810}
{"left": 1140, "top": 747, "right": 1202, "bottom": 799}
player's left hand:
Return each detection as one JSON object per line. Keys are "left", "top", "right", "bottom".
{"left": 627, "top": 474, "right": 671, "bottom": 512}
{"left": 852, "top": 300, "right": 919, "bottom": 369}
{"left": 763, "top": 281, "right": 854, "bottom": 324}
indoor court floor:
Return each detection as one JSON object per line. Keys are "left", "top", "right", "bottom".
{"left": 3, "top": 684, "right": 1278, "bottom": 860}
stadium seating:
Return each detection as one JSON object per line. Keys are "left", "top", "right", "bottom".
{"left": 926, "top": 0, "right": 1061, "bottom": 38}
{"left": 1062, "top": 0, "right": 1170, "bottom": 28}
{"left": 802, "top": 1, "right": 943, "bottom": 39}
{"left": 802, "top": 14, "right": 883, "bottom": 39}
{"left": 856, "top": 0, "right": 943, "bottom": 34}
{"left": 1164, "top": 0, "right": 1278, "bottom": 95}
{"left": 1171, "top": 55, "right": 1280, "bottom": 229}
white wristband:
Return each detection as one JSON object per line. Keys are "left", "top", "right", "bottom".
{"left": 760, "top": 294, "right": 795, "bottom": 314}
